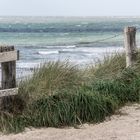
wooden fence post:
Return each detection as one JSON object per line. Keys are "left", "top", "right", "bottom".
{"left": 1, "top": 46, "right": 16, "bottom": 89}
{"left": 1, "top": 61, "right": 16, "bottom": 89}
{"left": 0, "top": 46, "right": 19, "bottom": 111}
{"left": 124, "top": 27, "right": 137, "bottom": 67}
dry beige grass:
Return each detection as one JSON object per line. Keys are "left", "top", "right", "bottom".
{"left": 0, "top": 104, "right": 140, "bottom": 140}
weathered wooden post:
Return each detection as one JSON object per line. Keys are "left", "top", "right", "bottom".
{"left": 124, "top": 27, "right": 137, "bottom": 67}
{"left": 0, "top": 46, "right": 19, "bottom": 111}
{"left": 1, "top": 46, "right": 16, "bottom": 89}
{"left": 0, "top": 46, "right": 19, "bottom": 95}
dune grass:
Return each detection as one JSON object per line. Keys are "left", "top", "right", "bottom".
{"left": 88, "top": 52, "right": 126, "bottom": 79}
{"left": 0, "top": 52, "right": 140, "bottom": 133}
{"left": 18, "top": 61, "right": 83, "bottom": 103}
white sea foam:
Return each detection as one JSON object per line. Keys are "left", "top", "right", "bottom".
{"left": 59, "top": 47, "right": 124, "bottom": 54}
{"left": 38, "top": 50, "right": 59, "bottom": 55}
{"left": 65, "top": 45, "right": 76, "bottom": 48}
{"left": 42, "top": 45, "right": 76, "bottom": 49}
{"left": 83, "top": 47, "right": 124, "bottom": 54}
{"left": 17, "top": 62, "right": 39, "bottom": 69}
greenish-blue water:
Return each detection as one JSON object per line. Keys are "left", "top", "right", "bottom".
{"left": 0, "top": 16, "right": 140, "bottom": 77}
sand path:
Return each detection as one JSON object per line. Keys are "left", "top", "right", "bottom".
{"left": 0, "top": 104, "right": 140, "bottom": 140}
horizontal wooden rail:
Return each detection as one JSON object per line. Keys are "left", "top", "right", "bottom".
{"left": 0, "top": 88, "right": 18, "bottom": 97}
{"left": 0, "top": 50, "right": 19, "bottom": 63}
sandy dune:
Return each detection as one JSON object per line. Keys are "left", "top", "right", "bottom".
{"left": 0, "top": 104, "right": 140, "bottom": 140}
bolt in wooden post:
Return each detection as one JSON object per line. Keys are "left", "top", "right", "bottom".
{"left": 1, "top": 46, "right": 16, "bottom": 89}
{"left": 124, "top": 27, "right": 137, "bottom": 67}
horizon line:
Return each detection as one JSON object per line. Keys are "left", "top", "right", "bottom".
{"left": 0, "top": 15, "right": 140, "bottom": 18}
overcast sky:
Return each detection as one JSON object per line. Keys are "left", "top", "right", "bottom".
{"left": 0, "top": 0, "right": 139, "bottom": 16}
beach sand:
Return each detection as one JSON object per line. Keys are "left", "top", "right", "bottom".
{"left": 0, "top": 104, "right": 140, "bottom": 140}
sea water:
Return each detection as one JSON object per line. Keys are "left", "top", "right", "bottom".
{"left": 0, "top": 16, "right": 140, "bottom": 79}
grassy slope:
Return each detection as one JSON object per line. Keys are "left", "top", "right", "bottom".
{"left": 0, "top": 52, "right": 140, "bottom": 133}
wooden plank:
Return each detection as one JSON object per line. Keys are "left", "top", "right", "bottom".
{"left": 0, "top": 88, "right": 18, "bottom": 97}
{"left": 0, "top": 50, "right": 19, "bottom": 63}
